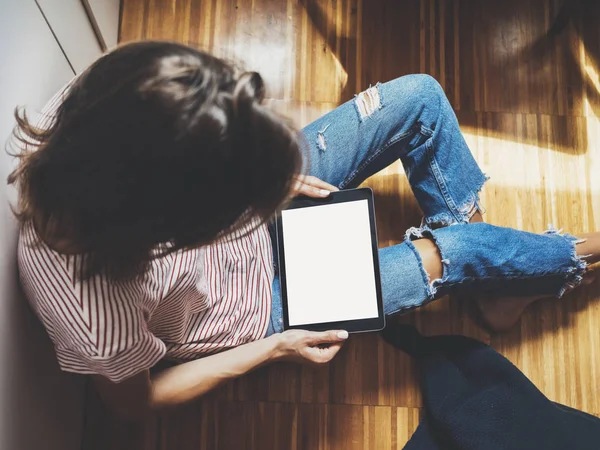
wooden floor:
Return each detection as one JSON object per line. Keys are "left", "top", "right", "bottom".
{"left": 83, "top": 0, "right": 600, "bottom": 448}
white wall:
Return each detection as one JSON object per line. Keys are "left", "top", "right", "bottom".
{"left": 83, "top": 0, "right": 121, "bottom": 50}
{"left": 36, "top": 0, "right": 103, "bottom": 72}
{"left": 0, "top": 1, "right": 108, "bottom": 449}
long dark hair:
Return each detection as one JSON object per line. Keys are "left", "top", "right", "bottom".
{"left": 8, "top": 41, "right": 302, "bottom": 281}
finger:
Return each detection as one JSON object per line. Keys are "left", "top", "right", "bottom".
{"left": 306, "top": 330, "right": 349, "bottom": 345}
{"left": 303, "top": 176, "right": 339, "bottom": 192}
{"left": 292, "top": 176, "right": 330, "bottom": 198}
{"left": 297, "top": 183, "right": 331, "bottom": 198}
{"left": 292, "top": 178, "right": 304, "bottom": 194}
{"left": 306, "top": 343, "right": 343, "bottom": 364}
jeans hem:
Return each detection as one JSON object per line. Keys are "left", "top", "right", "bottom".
{"left": 423, "top": 173, "right": 490, "bottom": 228}
{"left": 544, "top": 225, "right": 588, "bottom": 298}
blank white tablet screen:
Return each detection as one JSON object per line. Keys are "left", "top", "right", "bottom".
{"left": 281, "top": 200, "right": 379, "bottom": 326}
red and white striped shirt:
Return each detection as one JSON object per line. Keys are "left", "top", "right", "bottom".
{"left": 17, "top": 82, "right": 274, "bottom": 383}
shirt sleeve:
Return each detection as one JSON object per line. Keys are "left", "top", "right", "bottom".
{"left": 18, "top": 223, "right": 167, "bottom": 383}
{"left": 54, "top": 331, "right": 167, "bottom": 384}
{"left": 53, "top": 271, "right": 168, "bottom": 383}
{"left": 55, "top": 331, "right": 167, "bottom": 383}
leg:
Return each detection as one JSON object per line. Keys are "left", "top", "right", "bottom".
{"left": 266, "top": 275, "right": 284, "bottom": 336}
{"left": 380, "top": 223, "right": 591, "bottom": 318}
{"left": 301, "top": 74, "right": 487, "bottom": 226}
{"left": 301, "top": 75, "right": 594, "bottom": 330}
{"left": 266, "top": 224, "right": 596, "bottom": 336}
{"left": 287, "top": 75, "right": 592, "bottom": 331}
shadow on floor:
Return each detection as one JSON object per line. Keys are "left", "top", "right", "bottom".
{"left": 300, "top": 0, "right": 600, "bottom": 154}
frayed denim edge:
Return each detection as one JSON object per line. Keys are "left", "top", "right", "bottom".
{"left": 423, "top": 174, "right": 491, "bottom": 228}
{"left": 544, "top": 225, "right": 588, "bottom": 298}
{"left": 404, "top": 226, "right": 450, "bottom": 300}
{"left": 353, "top": 83, "right": 384, "bottom": 122}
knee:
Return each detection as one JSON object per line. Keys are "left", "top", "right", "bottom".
{"left": 407, "top": 74, "right": 443, "bottom": 92}
{"left": 387, "top": 74, "right": 444, "bottom": 100}
{"left": 380, "top": 74, "right": 445, "bottom": 116}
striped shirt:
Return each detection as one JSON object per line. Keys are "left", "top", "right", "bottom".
{"left": 17, "top": 82, "right": 274, "bottom": 383}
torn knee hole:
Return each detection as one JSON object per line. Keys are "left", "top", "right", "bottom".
{"left": 408, "top": 232, "right": 447, "bottom": 297}
{"left": 355, "top": 84, "right": 382, "bottom": 120}
{"left": 405, "top": 226, "right": 451, "bottom": 296}
{"left": 412, "top": 238, "right": 444, "bottom": 282}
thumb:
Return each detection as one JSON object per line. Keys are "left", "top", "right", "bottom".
{"left": 308, "top": 330, "right": 349, "bottom": 345}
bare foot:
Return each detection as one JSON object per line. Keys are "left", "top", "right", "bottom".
{"left": 475, "top": 294, "right": 547, "bottom": 332}
{"left": 474, "top": 272, "right": 596, "bottom": 332}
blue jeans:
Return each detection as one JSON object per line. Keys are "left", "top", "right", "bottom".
{"left": 266, "top": 74, "right": 585, "bottom": 336}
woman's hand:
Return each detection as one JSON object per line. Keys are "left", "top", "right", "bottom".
{"left": 273, "top": 329, "right": 349, "bottom": 365}
{"left": 292, "top": 175, "right": 339, "bottom": 198}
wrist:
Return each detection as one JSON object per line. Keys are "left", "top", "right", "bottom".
{"left": 266, "top": 333, "right": 287, "bottom": 362}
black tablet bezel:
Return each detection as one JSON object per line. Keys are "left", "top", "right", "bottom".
{"left": 275, "top": 187, "right": 385, "bottom": 333}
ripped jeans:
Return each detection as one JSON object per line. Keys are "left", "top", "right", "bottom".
{"left": 266, "top": 74, "right": 586, "bottom": 335}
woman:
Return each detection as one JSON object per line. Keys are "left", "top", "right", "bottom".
{"left": 11, "top": 41, "right": 599, "bottom": 420}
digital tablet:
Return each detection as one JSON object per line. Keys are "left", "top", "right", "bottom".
{"left": 275, "top": 187, "right": 385, "bottom": 333}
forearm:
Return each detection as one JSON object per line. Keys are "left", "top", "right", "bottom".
{"left": 93, "top": 329, "right": 345, "bottom": 420}
{"left": 149, "top": 334, "right": 282, "bottom": 409}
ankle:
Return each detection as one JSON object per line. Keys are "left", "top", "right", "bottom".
{"left": 574, "top": 233, "right": 600, "bottom": 264}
